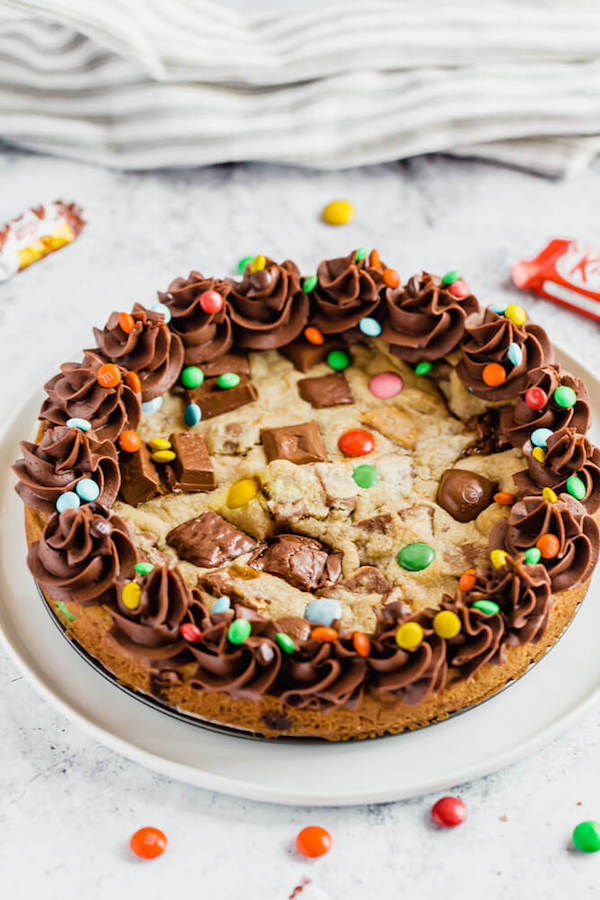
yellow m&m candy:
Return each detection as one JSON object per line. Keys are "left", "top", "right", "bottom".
{"left": 148, "top": 437, "right": 171, "bottom": 451}
{"left": 532, "top": 447, "right": 546, "bottom": 463}
{"left": 152, "top": 450, "right": 176, "bottom": 463}
{"left": 491, "top": 549, "right": 508, "bottom": 569}
{"left": 395, "top": 621, "right": 423, "bottom": 650}
{"left": 122, "top": 582, "right": 141, "bottom": 610}
{"left": 505, "top": 304, "right": 527, "bottom": 326}
{"left": 227, "top": 478, "right": 259, "bottom": 508}
{"left": 250, "top": 254, "right": 266, "bottom": 272}
{"left": 433, "top": 610, "right": 461, "bottom": 639}
{"left": 542, "top": 487, "right": 558, "bottom": 503}
{"left": 322, "top": 199, "right": 355, "bottom": 226}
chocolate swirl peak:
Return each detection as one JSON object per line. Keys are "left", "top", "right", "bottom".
{"left": 279, "top": 635, "right": 366, "bottom": 711}
{"left": 441, "top": 595, "right": 506, "bottom": 678}
{"left": 228, "top": 258, "right": 308, "bottom": 349}
{"left": 310, "top": 249, "right": 383, "bottom": 338}
{"left": 158, "top": 271, "right": 233, "bottom": 365}
{"left": 107, "top": 566, "right": 190, "bottom": 662}
{"left": 457, "top": 308, "right": 552, "bottom": 401}
{"left": 13, "top": 425, "right": 120, "bottom": 515}
{"left": 514, "top": 427, "right": 600, "bottom": 514}
{"left": 490, "top": 493, "right": 599, "bottom": 591}
{"left": 40, "top": 352, "right": 140, "bottom": 442}
{"left": 27, "top": 504, "right": 137, "bottom": 605}
{"left": 92, "top": 303, "right": 184, "bottom": 402}
{"left": 382, "top": 271, "right": 479, "bottom": 363}
{"left": 500, "top": 364, "right": 591, "bottom": 449}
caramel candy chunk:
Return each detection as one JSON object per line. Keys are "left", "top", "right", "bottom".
{"left": 167, "top": 432, "right": 216, "bottom": 492}
{"left": 249, "top": 533, "right": 342, "bottom": 591}
{"left": 297, "top": 372, "right": 355, "bottom": 409}
{"left": 200, "top": 352, "right": 250, "bottom": 378}
{"left": 361, "top": 406, "right": 420, "bottom": 449}
{"left": 261, "top": 421, "right": 327, "bottom": 464}
{"left": 119, "top": 443, "right": 162, "bottom": 506}
{"left": 357, "top": 513, "right": 392, "bottom": 533}
{"left": 166, "top": 510, "right": 256, "bottom": 568}
{"left": 437, "top": 468, "right": 497, "bottom": 523}
{"left": 185, "top": 376, "right": 258, "bottom": 420}
{"left": 280, "top": 336, "right": 344, "bottom": 373}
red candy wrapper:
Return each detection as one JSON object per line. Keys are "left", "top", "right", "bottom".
{"left": 512, "top": 239, "right": 600, "bottom": 323}
{"left": 0, "top": 200, "right": 85, "bottom": 281}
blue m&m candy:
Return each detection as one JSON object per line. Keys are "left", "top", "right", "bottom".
{"left": 184, "top": 403, "right": 202, "bottom": 427}
{"left": 359, "top": 317, "right": 382, "bottom": 337}
{"left": 151, "top": 301, "right": 171, "bottom": 323}
{"left": 507, "top": 342, "right": 523, "bottom": 366}
{"left": 212, "top": 595, "right": 231, "bottom": 614}
{"left": 531, "top": 427, "right": 553, "bottom": 449}
{"left": 56, "top": 491, "right": 80, "bottom": 512}
{"left": 141, "top": 396, "right": 163, "bottom": 414}
{"left": 305, "top": 597, "right": 341, "bottom": 627}
{"left": 75, "top": 478, "right": 100, "bottom": 502}
{"left": 66, "top": 417, "right": 91, "bottom": 432}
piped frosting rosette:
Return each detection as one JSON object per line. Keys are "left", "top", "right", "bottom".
{"left": 228, "top": 258, "right": 308, "bottom": 349}
{"left": 158, "top": 271, "right": 233, "bottom": 365}
{"left": 308, "top": 249, "right": 384, "bottom": 340}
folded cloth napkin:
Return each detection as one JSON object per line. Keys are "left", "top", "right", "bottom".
{"left": 1, "top": 0, "right": 600, "bottom": 175}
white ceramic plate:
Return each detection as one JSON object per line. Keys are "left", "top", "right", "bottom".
{"left": 1, "top": 347, "right": 599, "bottom": 807}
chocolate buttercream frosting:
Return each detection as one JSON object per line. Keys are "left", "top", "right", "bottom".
{"left": 442, "top": 593, "right": 506, "bottom": 678}
{"left": 279, "top": 637, "right": 367, "bottom": 710}
{"left": 13, "top": 425, "right": 120, "bottom": 515}
{"left": 490, "top": 493, "right": 599, "bottom": 591}
{"left": 309, "top": 250, "right": 383, "bottom": 338}
{"left": 107, "top": 565, "right": 190, "bottom": 662}
{"left": 514, "top": 427, "right": 600, "bottom": 514}
{"left": 28, "top": 504, "right": 137, "bottom": 605}
{"left": 91, "top": 303, "right": 184, "bottom": 402}
{"left": 40, "top": 352, "right": 140, "bottom": 442}
{"left": 382, "top": 271, "right": 479, "bottom": 363}
{"left": 228, "top": 258, "right": 308, "bottom": 349}
{"left": 500, "top": 364, "right": 591, "bottom": 449}
{"left": 159, "top": 271, "right": 233, "bottom": 365}
{"left": 457, "top": 308, "right": 552, "bottom": 401}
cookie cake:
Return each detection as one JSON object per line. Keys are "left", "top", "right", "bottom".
{"left": 13, "top": 250, "right": 600, "bottom": 740}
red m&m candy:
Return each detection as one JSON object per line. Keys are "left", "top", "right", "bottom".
{"left": 431, "top": 796, "right": 467, "bottom": 828}
{"left": 130, "top": 826, "right": 167, "bottom": 859}
{"left": 180, "top": 623, "right": 202, "bottom": 642}
{"left": 199, "top": 290, "right": 224, "bottom": 314}
{"left": 296, "top": 826, "right": 332, "bottom": 858}
{"left": 448, "top": 279, "right": 470, "bottom": 298}
{"left": 338, "top": 429, "right": 375, "bottom": 457}
{"left": 525, "top": 386, "right": 547, "bottom": 410}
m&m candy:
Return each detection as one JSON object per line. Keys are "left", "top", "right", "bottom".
{"left": 118, "top": 312, "right": 135, "bottom": 334}
{"left": 228, "top": 618, "right": 252, "bottom": 644}
{"left": 482, "top": 363, "right": 506, "bottom": 387}
{"left": 148, "top": 437, "right": 171, "bottom": 451}
{"left": 431, "top": 796, "right": 467, "bottom": 828}
{"left": 152, "top": 450, "right": 176, "bottom": 463}
{"left": 395, "top": 621, "right": 423, "bottom": 650}
{"left": 184, "top": 402, "right": 202, "bottom": 427}
{"left": 135, "top": 562, "right": 154, "bottom": 576}
{"left": 75, "top": 478, "right": 100, "bottom": 502}
{"left": 494, "top": 492, "right": 516, "bottom": 505}
{"left": 96, "top": 363, "right": 121, "bottom": 389}
{"left": 302, "top": 274, "right": 318, "bottom": 293}
{"left": 276, "top": 633, "right": 295, "bottom": 654}
{"left": 338, "top": 429, "right": 375, "bottom": 457}
{"left": 181, "top": 366, "right": 204, "bottom": 389}
{"left": 227, "top": 478, "right": 259, "bottom": 508}
{"left": 433, "top": 610, "right": 461, "bottom": 639}
{"left": 199, "top": 289, "right": 223, "bottom": 314}
{"left": 369, "top": 248, "right": 381, "bottom": 268}
{"left": 180, "top": 623, "right": 202, "bottom": 643}
{"left": 296, "top": 826, "right": 332, "bottom": 858}
{"left": 397, "top": 542, "right": 435, "bottom": 572}
{"left": 507, "top": 342, "right": 523, "bottom": 366}
{"left": 554, "top": 385, "right": 576, "bottom": 408}
{"left": 355, "top": 247, "right": 367, "bottom": 261}
{"left": 311, "top": 626, "right": 339, "bottom": 642}
{"left": 352, "top": 464, "right": 379, "bottom": 489}
{"left": 119, "top": 430, "right": 141, "bottom": 453}
{"left": 141, "top": 396, "right": 163, "bottom": 414}
{"left": 238, "top": 255, "right": 253, "bottom": 273}
{"left": 66, "top": 417, "right": 91, "bottom": 432}
{"left": 490, "top": 549, "right": 508, "bottom": 568}
{"left": 250, "top": 254, "right": 266, "bottom": 272}
{"left": 472, "top": 599, "right": 500, "bottom": 615}
{"left": 524, "top": 547, "right": 542, "bottom": 565}
{"left": 542, "top": 487, "right": 558, "bottom": 503}
{"left": 352, "top": 631, "right": 371, "bottom": 657}
{"left": 126, "top": 370, "right": 142, "bottom": 394}
{"left": 304, "top": 326, "right": 324, "bottom": 345}
{"left": 359, "top": 317, "right": 382, "bottom": 337}
{"left": 525, "top": 386, "right": 547, "bottom": 410}
{"left": 305, "top": 596, "right": 341, "bottom": 627}
{"left": 459, "top": 569, "right": 476, "bottom": 592}
{"left": 368, "top": 371, "right": 404, "bottom": 399}
{"left": 573, "top": 821, "right": 600, "bottom": 853}
{"left": 322, "top": 200, "right": 354, "bottom": 226}
{"left": 122, "top": 582, "right": 141, "bottom": 610}
{"left": 383, "top": 267, "right": 400, "bottom": 289}
{"left": 536, "top": 533, "right": 560, "bottom": 559}
{"left": 56, "top": 491, "right": 80, "bottom": 512}
{"left": 217, "top": 372, "right": 241, "bottom": 389}
{"left": 212, "top": 595, "right": 231, "bottom": 614}
{"left": 327, "top": 349, "right": 350, "bottom": 371}
{"left": 449, "top": 279, "right": 470, "bottom": 298}
{"left": 441, "top": 270, "right": 461, "bottom": 285}
{"left": 531, "top": 446, "right": 546, "bottom": 463}
{"left": 505, "top": 303, "right": 527, "bottom": 326}
{"left": 531, "top": 427, "right": 553, "bottom": 448}
{"left": 130, "top": 826, "right": 167, "bottom": 859}
{"left": 566, "top": 474, "right": 586, "bottom": 500}
{"left": 151, "top": 301, "right": 171, "bottom": 323}
{"left": 415, "top": 361, "right": 432, "bottom": 375}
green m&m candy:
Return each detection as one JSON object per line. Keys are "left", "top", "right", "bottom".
{"left": 327, "top": 349, "right": 350, "bottom": 371}
{"left": 573, "top": 820, "right": 600, "bottom": 853}
{"left": 355, "top": 247, "right": 367, "bottom": 261}
{"left": 217, "top": 372, "right": 241, "bottom": 389}
{"left": 397, "top": 542, "right": 436, "bottom": 572}
{"left": 238, "top": 255, "right": 254, "bottom": 273}
{"left": 276, "top": 633, "right": 295, "bottom": 654}
{"left": 352, "top": 464, "right": 380, "bottom": 489}
{"left": 441, "top": 269, "right": 461, "bottom": 285}
{"left": 134, "top": 562, "right": 154, "bottom": 576}
{"left": 415, "top": 361, "right": 432, "bottom": 375}
{"left": 472, "top": 599, "right": 500, "bottom": 616}
{"left": 553, "top": 385, "right": 577, "bottom": 408}
{"left": 228, "top": 618, "right": 251, "bottom": 644}
{"left": 302, "top": 274, "right": 318, "bottom": 293}
{"left": 566, "top": 474, "right": 587, "bottom": 501}
{"left": 181, "top": 366, "right": 204, "bottom": 389}
{"left": 524, "top": 547, "right": 542, "bottom": 565}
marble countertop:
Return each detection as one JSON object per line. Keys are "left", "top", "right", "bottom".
{"left": 1, "top": 147, "right": 600, "bottom": 900}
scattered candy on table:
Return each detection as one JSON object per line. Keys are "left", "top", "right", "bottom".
{"left": 431, "top": 796, "right": 467, "bottom": 828}
{"left": 217, "top": 372, "right": 241, "bottom": 389}
{"left": 129, "top": 826, "right": 168, "bottom": 860}
{"left": 369, "top": 371, "right": 404, "bottom": 398}
{"left": 75, "top": 477, "right": 99, "bottom": 502}
{"left": 352, "top": 464, "right": 379, "bottom": 488}
{"left": 359, "top": 316, "right": 382, "bottom": 337}
{"left": 327, "top": 349, "right": 350, "bottom": 371}
{"left": 66, "top": 417, "right": 91, "bottom": 431}
{"left": 397, "top": 542, "right": 436, "bottom": 572}
{"left": 199, "top": 289, "right": 224, "bottom": 314}
{"left": 212, "top": 595, "right": 231, "bottom": 614}
{"left": 304, "top": 326, "right": 324, "bottom": 345}
{"left": 180, "top": 623, "right": 202, "bottom": 642}
{"left": 184, "top": 402, "right": 202, "bottom": 426}
{"left": 305, "top": 596, "right": 341, "bottom": 627}
{"left": 56, "top": 491, "right": 80, "bottom": 512}
{"left": 96, "top": 363, "right": 121, "bottom": 388}
{"left": 181, "top": 365, "right": 204, "bottom": 389}
{"left": 228, "top": 618, "right": 252, "bottom": 644}
{"left": 322, "top": 200, "right": 354, "bottom": 225}
{"left": 296, "top": 826, "right": 332, "bottom": 858}
{"left": 276, "top": 632, "right": 295, "bottom": 654}
{"left": 395, "top": 621, "right": 423, "bottom": 650}
{"left": 119, "top": 430, "right": 141, "bottom": 453}
{"left": 227, "top": 477, "right": 259, "bottom": 508}
{"left": 338, "top": 429, "right": 375, "bottom": 457}
{"left": 573, "top": 821, "right": 600, "bottom": 853}
{"left": 433, "top": 610, "right": 461, "bottom": 639}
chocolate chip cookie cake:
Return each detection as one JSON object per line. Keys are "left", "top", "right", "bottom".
{"left": 14, "top": 250, "right": 600, "bottom": 740}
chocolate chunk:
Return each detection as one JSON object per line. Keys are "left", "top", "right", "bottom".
{"left": 272, "top": 616, "right": 312, "bottom": 641}
{"left": 340, "top": 566, "right": 392, "bottom": 594}
{"left": 437, "top": 468, "right": 497, "bottom": 522}
{"left": 261, "top": 710, "right": 293, "bottom": 731}
{"left": 119, "top": 444, "right": 162, "bottom": 506}
{"left": 200, "top": 352, "right": 250, "bottom": 378}
{"left": 167, "top": 432, "right": 215, "bottom": 492}
{"left": 261, "top": 421, "right": 327, "bottom": 465}
{"left": 280, "top": 336, "right": 344, "bottom": 373}
{"left": 357, "top": 513, "right": 392, "bottom": 533}
{"left": 186, "top": 376, "right": 257, "bottom": 420}
{"left": 298, "top": 372, "right": 355, "bottom": 409}
{"left": 167, "top": 511, "right": 256, "bottom": 568}
{"left": 249, "top": 533, "right": 342, "bottom": 591}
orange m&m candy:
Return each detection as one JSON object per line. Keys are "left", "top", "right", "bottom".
{"left": 119, "top": 430, "right": 141, "bottom": 453}
{"left": 311, "top": 626, "right": 338, "bottom": 642}
{"left": 383, "top": 267, "right": 400, "bottom": 289}
{"left": 118, "top": 312, "right": 135, "bottom": 334}
{"left": 125, "top": 370, "right": 142, "bottom": 394}
{"left": 369, "top": 248, "right": 381, "bottom": 269}
{"left": 97, "top": 363, "right": 121, "bottom": 389}
{"left": 296, "top": 826, "right": 332, "bottom": 858}
{"left": 482, "top": 363, "right": 506, "bottom": 387}
{"left": 459, "top": 569, "right": 476, "bottom": 592}
{"left": 304, "top": 326, "right": 324, "bottom": 345}
{"left": 352, "top": 631, "right": 371, "bottom": 657}
{"left": 494, "top": 491, "right": 516, "bottom": 505}
{"left": 130, "top": 826, "right": 167, "bottom": 860}
{"left": 536, "top": 533, "right": 560, "bottom": 559}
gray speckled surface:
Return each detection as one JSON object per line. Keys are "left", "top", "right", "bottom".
{"left": 1, "top": 149, "right": 600, "bottom": 899}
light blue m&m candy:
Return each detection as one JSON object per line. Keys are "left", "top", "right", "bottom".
{"left": 151, "top": 301, "right": 171, "bottom": 323}
{"left": 66, "top": 417, "right": 91, "bottom": 432}
{"left": 507, "top": 342, "right": 523, "bottom": 366}
{"left": 75, "top": 478, "right": 100, "bottom": 502}
{"left": 141, "top": 395, "right": 163, "bottom": 414}
{"left": 359, "top": 317, "right": 382, "bottom": 337}
{"left": 212, "top": 595, "right": 231, "bottom": 614}
{"left": 305, "top": 597, "right": 341, "bottom": 627}
{"left": 184, "top": 402, "right": 202, "bottom": 427}
{"left": 531, "top": 427, "right": 553, "bottom": 449}
{"left": 490, "top": 304, "right": 507, "bottom": 315}
{"left": 56, "top": 491, "right": 80, "bottom": 512}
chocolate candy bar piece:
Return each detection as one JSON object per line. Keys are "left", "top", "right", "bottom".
{"left": 280, "top": 336, "right": 344, "bottom": 373}
{"left": 119, "top": 443, "right": 162, "bottom": 506}
{"left": 167, "top": 432, "right": 216, "bottom": 492}
{"left": 166, "top": 510, "right": 256, "bottom": 568}
{"left": 297, "top": 372, "right": 355, "bottom": 408}
{"left": 201, "top": 352, "right": 250, "bottom": 378}
{"left": 261, "top": 420, "right": 327, "bottom": 464}
{"left": 248, "top": 533, "right": 342, "bottom": 591}
{"left": 186, "top": 376, "right": 258, "bottom": 420}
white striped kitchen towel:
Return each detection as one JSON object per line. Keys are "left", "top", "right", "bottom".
{"left": 1, "top": 0, "right": 600, "bottom": 174}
